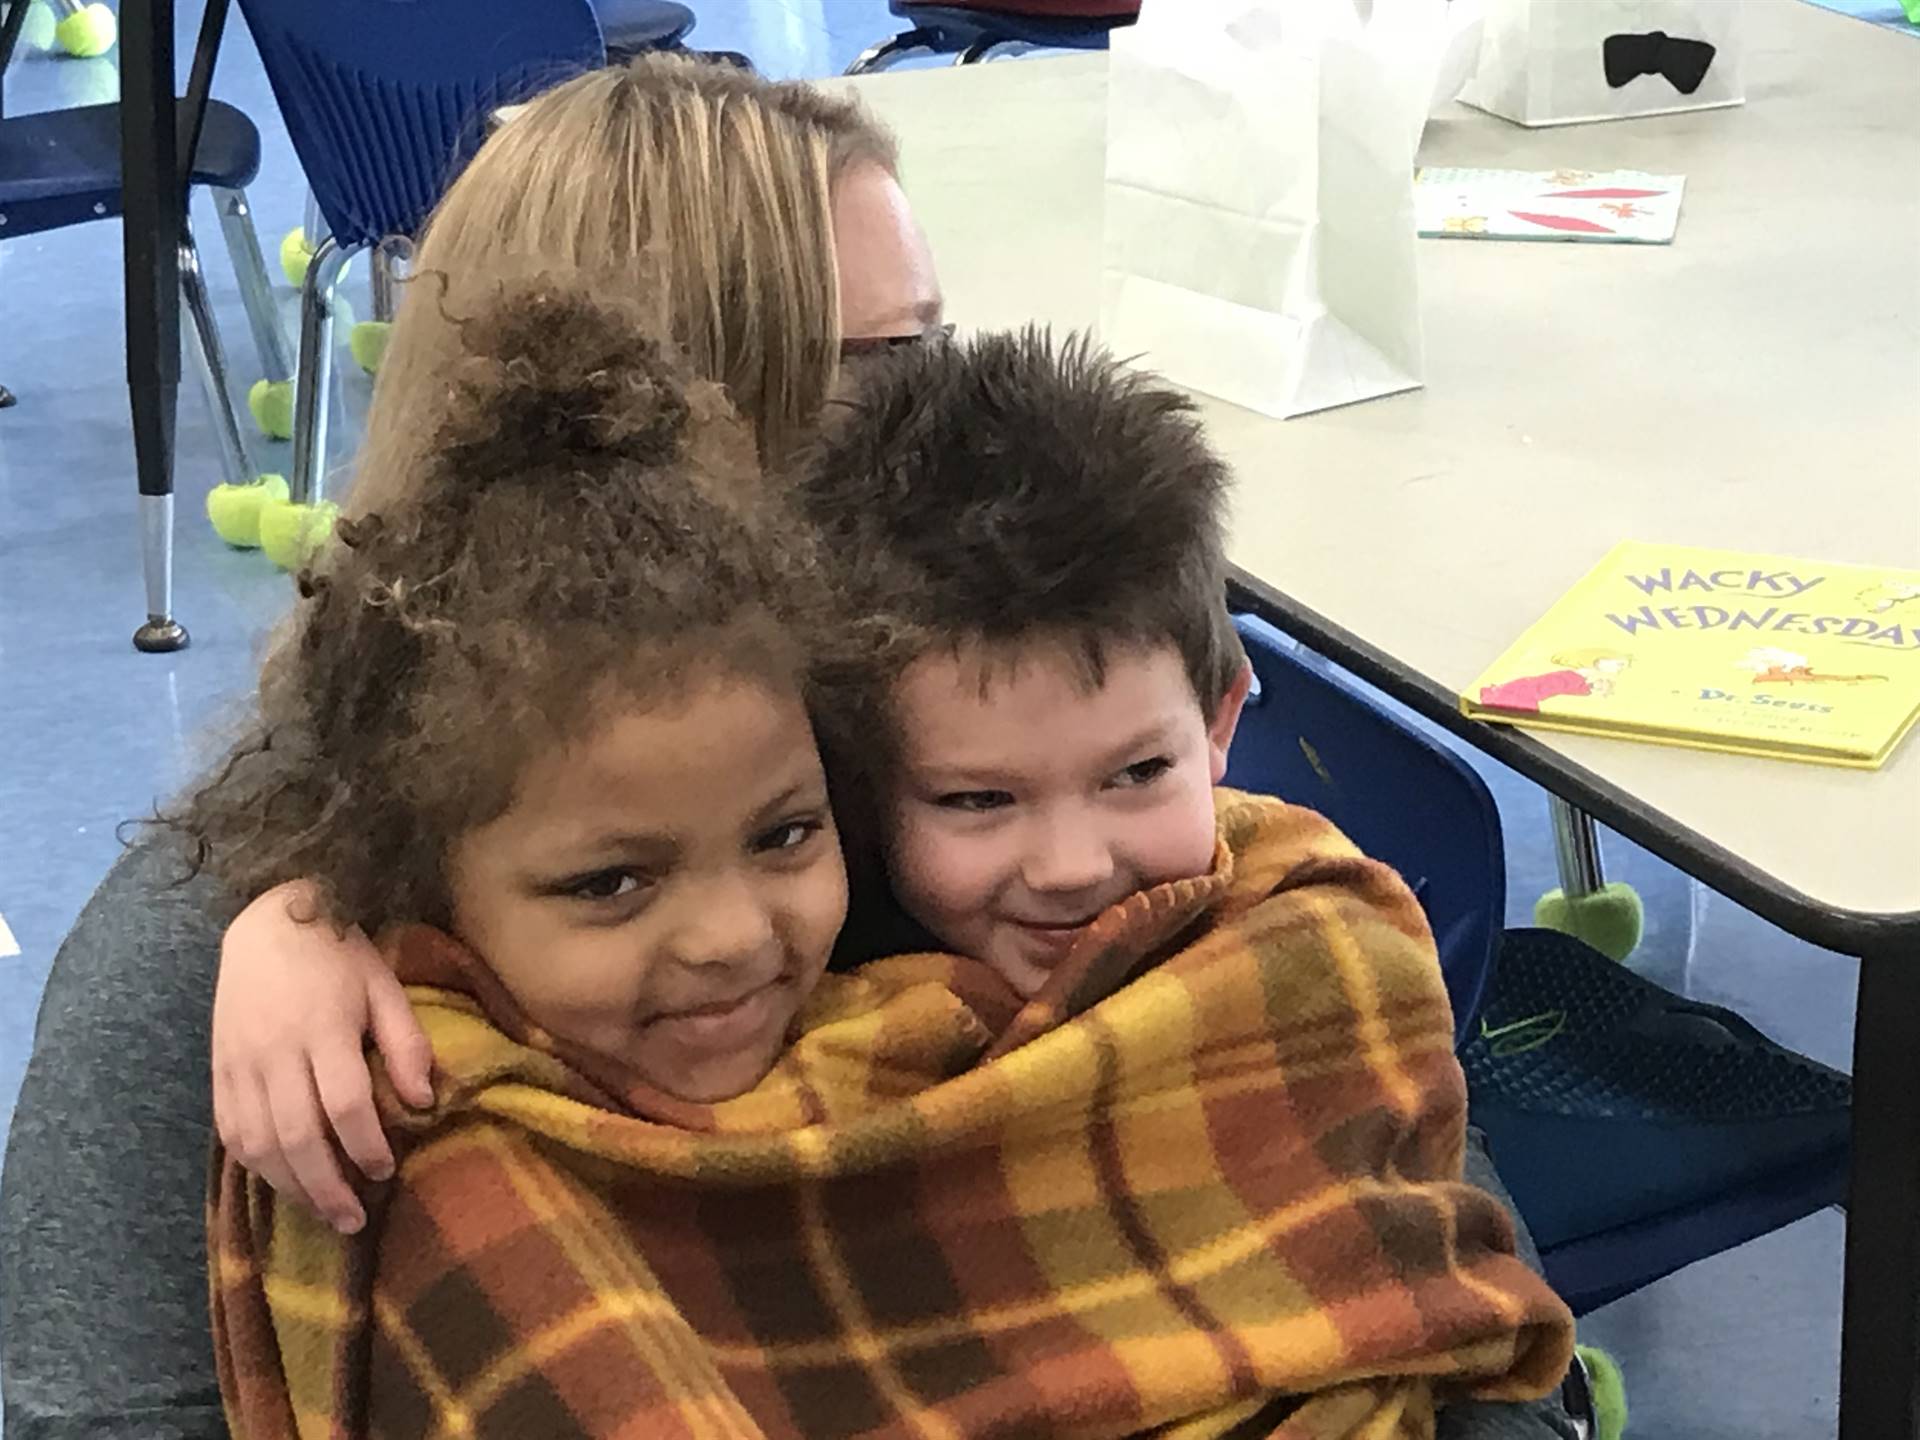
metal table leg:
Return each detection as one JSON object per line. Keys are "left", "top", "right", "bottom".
{"left": 1549, "top": 796, "right": 1605, "bottom": 900}
{"left": 1838, "top": 951, "right": 1920, "bottom": 1439}
{"left": 121, "top": 0, "right": 187, "bottom": 652}
{"left": 121, "top": 0, "right": 232, "bottom": 651}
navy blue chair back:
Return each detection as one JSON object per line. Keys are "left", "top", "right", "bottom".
{"left": 1225, "top": 614, "right": 1503, "bottom": 1046}
{"left": 236, "top": 0, "right": 606, "bottom": 248}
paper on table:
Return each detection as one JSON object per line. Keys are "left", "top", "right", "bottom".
{"left": 1416, "top": 167, "right": 1685, "bottom": 243}
{"left": 1102, "top": 0, "right": 1439, "bottom": 420}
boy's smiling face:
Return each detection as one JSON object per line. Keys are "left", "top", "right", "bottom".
{"left": 882, "top": 638, "right": 1249, "bottom": 998}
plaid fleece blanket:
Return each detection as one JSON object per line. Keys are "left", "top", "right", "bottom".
{"left": 210, "top": 791, "right": 1573, "bottom": 1439}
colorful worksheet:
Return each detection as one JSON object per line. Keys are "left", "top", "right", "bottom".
{"left": 1415, "top": 168, "right": 1685, "bottom": 243}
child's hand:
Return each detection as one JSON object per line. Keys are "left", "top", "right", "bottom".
{"left": 211, "top": 879, "right": 435, "bottom": 1234}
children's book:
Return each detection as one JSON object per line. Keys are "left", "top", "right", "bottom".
{"left": 1415, "top": 168, "right": 1685, "bottom": 243}
{"left": 1461, "top": 543, "right": 1920, "bottom": 768}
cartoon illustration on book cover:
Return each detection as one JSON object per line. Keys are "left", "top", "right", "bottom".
{"left": 1858, "top": 581, "right": 1920, "bottom": 616}
{"left": 1734, "top": 647, "right": 1889, "bottom": 687}
{"left": 1476, "top": 648, "right": 1631, "bottom": 714}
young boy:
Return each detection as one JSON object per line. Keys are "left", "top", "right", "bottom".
{"left": 799, "top": 328, "right": 1594, "bottom": 1440}
{"left": 800, "top": 328, "right": 1250, "bottom": 997}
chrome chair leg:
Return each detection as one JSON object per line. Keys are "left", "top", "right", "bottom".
{"left": 302, "top": 187, "right": 330, "bottom": 250}
{"left": 290, "top": 237, "right": 353, "bottom": 506}
{"left": 179, "top": 225, "right": 260, "bottom": 491}
{"left": 211, "top": 185, "right": 294, "bottom": 382}
{"left": 845, "top": 28, "right": 936, "bottom": 74}
{"left": 370, "top": 233, "right": 412, "bottom": 324}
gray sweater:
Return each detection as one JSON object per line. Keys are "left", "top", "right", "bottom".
{"left": 0, "top": 837, "right": 1574, "bottom": 1440}
{"left": 2, "top": 836, "right": 232, "bottom": 1439}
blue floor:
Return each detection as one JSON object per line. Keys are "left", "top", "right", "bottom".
{"left": 0, "top": 3, "right": 1866, "bottom": 1435}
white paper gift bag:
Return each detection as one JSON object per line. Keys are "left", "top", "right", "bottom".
{"left": 1101, "top": 0, "right": 1444, "bottom": 420}
{"left": 1459, "top": 0, "right": 1745, "bottom": 128}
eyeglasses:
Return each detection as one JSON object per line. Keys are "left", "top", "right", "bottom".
{"left": 838, "top": 323, "right": 956, "bottom": 361}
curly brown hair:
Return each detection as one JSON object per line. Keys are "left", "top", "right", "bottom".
{"left": 173, "top": 278, "right": 831, "bottom": 937}
{"left": 795, "top": 328, "right": 1243, "bottom": 746}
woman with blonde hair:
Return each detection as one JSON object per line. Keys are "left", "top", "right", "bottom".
{"left": 351, "top": 50, "right": 940, "bottom": 510}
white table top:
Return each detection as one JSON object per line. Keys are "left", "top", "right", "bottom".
{"left": 839, "top": 0, "right": 1920, "bottom": 928}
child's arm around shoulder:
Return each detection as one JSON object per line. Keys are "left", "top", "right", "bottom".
{"left": 212, "top": 879, "right": 437, "bottom": 1234}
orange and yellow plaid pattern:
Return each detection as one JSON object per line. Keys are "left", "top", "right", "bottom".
{"left": 210, "top": 791, "right": 1574, "bottom": 1439}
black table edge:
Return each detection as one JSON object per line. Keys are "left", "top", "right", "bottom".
{"left": 1227, "top": 565, "right": 1920, "bottom": 964}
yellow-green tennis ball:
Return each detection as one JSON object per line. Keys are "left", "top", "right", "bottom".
{"left": 279, "top": 227, "right": 315, "bottom": 287}
{"left": 205, "top": 474, "right": 290, "bottom": 549}
{"left": 1533, "top": 882, "right": 1645, "bottom": 962}
{"left": 259, "top": 499, "right": 340, "bottom": 572}
{"left": 248, "top": 378, "right": 295, "bottom": 441}
{"left": 54, "top": 3, "right": 115, "bottom": 58}
{"left": 276, "top": 227, "right": 351, "bottom": 289}
{"left": 348, "top": 320, "right": 392, "bottom": 376}
{"left": 1575, "top": 1346, "right": 1628, "bottom": 1440}
{"left": 21, "top": 3, "right": 56, "bottom": 51}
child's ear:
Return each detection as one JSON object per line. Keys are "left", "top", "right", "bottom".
{"left": 1205, "top": 662, "right": 1253, "bottom": 785}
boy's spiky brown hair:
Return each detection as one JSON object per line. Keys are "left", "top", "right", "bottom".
{"left": 797, "top": 328, "right": 1242, "bottom": 740}
{"left": 173, "top": 277, "right": 829, "bottom": 936}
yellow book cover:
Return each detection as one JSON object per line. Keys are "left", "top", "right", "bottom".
{"left": 1461, "top": 543, "right": 1920, "bottom": 769}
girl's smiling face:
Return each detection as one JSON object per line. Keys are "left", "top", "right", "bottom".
{"left": 445, "top": 670, "right": 848, "bottom": 1103}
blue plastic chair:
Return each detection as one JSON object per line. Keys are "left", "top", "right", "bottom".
{"left": 0, "top": 0, "right": 284, "bottom": 528}
{"left": 848, "top": 1, "right": 1138, "bottom": 72}
{"left": 1226, "top": 613, "right": 1503, "bottom": 1046}
{"left": 1227, "top": 612, "right": 1853, "bottom": 1316}
{"left": 234, "top": 0, "right": 609, "bottom": 524}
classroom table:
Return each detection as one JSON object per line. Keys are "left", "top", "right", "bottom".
{"left": 843, "top": 2, "right": 1920, "bottom": 1433}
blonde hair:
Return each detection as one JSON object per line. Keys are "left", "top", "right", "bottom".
{"left": 348, "top": 53, "right": 897, "bottom": 515}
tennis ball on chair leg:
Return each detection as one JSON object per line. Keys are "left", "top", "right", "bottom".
{"left": 205, "top": 474, "right": 289, "bottom": 549}
{"left": 348, "top": 320, "right": 392, "bottom": 376}
{"left": 279, "top": 227, "right": 315, "bottom": 287}
{"left": 1533, "top": 882, "right": 1645, "bottom": 962}
{"left": 258, "top": 498, "right": 340, "bottom": 572}
{"left": 248, "top": 378, "right": 295, "bottom": 440}
{"left": 54, "top": 2, "right": 115, "bottom": 57}
{"left": 1575, "top": 1346, "right": 1628, "bottom": 1440}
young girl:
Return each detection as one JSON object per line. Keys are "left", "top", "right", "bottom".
{"left": 186, "top": 277, "right": 849, "bottom": 1139}
{"left": 216, "top": 51, "right": 946, "bottom": 1226}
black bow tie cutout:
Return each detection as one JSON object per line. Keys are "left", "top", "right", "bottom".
{"left": 1603, "top": 31, "right": 1717, "bottom": 96}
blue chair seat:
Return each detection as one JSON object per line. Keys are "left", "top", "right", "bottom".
{"left": 1462, "top": 928, "right": 1851, "bottom": 1314}
{"left": 0, "top": 99, "right": 260, "bottom": 239}
{"left": 597, "top": 0, "right": 695, "bottom": 61}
